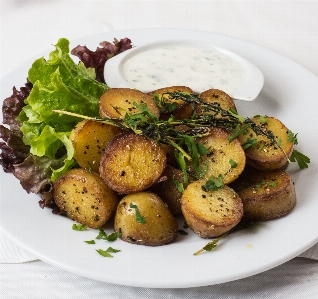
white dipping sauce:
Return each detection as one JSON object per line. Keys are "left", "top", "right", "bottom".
{"left": 122, "top": 45, "right": 246, "bottom": 94}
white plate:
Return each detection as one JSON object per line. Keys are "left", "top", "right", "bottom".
{"left": 1, "top": 29, "right": 318, "bottom": 288}
{"left": 104, "top": 39, "right": 264, "bottom": 101}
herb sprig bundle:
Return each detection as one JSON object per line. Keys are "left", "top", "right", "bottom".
{"left": 54, "top": 91, "right": 309, "bottom": 180}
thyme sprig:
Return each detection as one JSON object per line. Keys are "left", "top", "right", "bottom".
{"left": 53, "top": 92, "right": 291, "bottom": 171}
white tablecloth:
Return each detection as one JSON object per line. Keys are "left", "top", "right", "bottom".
{"left": 1, "top": 1, "right": 318, "bottom": 298}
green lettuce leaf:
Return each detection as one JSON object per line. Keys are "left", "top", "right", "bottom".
{"left": 18, "top": 38, "right": 108, "bottom": 181}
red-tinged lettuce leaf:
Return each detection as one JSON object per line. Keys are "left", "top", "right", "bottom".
{"left": 0, "top": 125, "right": 30, "bottom": 173}
{"left": 0, "top": 82, "right": 32, "bottom": 172}
{"left": 13, "top": 154, "right": 64, "bottom": 194}
{"left": 2, "top": 81, "right": 32, "bottom": 134}
{"left": 71, "top": 37, "right": 133, "bottom": 83}
{"left": 13, "top": 154, "right": 67, "bottom": 212}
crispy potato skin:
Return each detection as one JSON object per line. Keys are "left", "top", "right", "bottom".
{"left": 230, "top": 169, "right": 296, "bottom": 221}
{"left": 114, "top": 192, "right": 178, "bottom": 246}
{"left": 149, "top": 86, "right": 194, "bottom": 120}
{"left": 196, "top": 128, "right": 246, "bottom": 184}
{"left": 99, "top": 132, "right": 167, "bottom": 193}
{"left": 181, "top": 180, "right": 243, "bottom": 238}
{"left": 150, "top": 165, "right": 188, "bottom": 216}
{"left": 238, "top": 116, "right": 294, "bottom": 170}
{"left": 53, "top": 168, "right": 118, "bottom": 228}
{"left": 197, "top": 89, "right": 237, "bottom": 116}
{"left": 70, "top": 119, "right": 122, "bottom": 172}
{"left": 99, "top": 88, "right": 160, "bottom": 119}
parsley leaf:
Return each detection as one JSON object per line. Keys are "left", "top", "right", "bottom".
{"left": 290, "top": 149, "right": 310, "bottom": 169}
{"left": 173, "top": 179, "right": 185, "bottom": 193}
{"left": 287, "top": 130, "right": 298, "bottom": 144}
{"left": 242, "top": 138, "right": 258, "bottom": 150}
{"left": 194, "top": 232, "right": 229, "bottom": 255}
{"left": 228, "top": 123, "right": 251, "bottom": 142}
{"left": 129, "top": 203, "right": 146, "bottom": 224}
{"left": 229, "top": 159, "right": 238, "bottom": 168}
{"left": 96, "top": 226, "right": 121, "bottom": 241}
{"left": 72, "top": 223, "right": 87, "bottom": 231}
{"left": 84, "top": 240, "right": 95, "bottom": 244}
{"left": 202, "top": 175, "right": 224, "bottom": 191}
{"left": 96, "top": 247, "right": 121, "bottom": 258}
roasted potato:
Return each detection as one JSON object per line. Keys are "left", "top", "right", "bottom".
{"left": 99, "top": 132, "right": 167, "bottom": 193}
{"left": 160, "top": 143, "right": 178, "bottom": 167}
{"left": 53, "top": 168, "right": 118, "bottom": 228}
{"left": 237, "top": 116, "right": 294, "bottom": 170}
{"left": 196, "top": 88, "right": 237, "bottom": 116}
{"left": 69, "top": 119, "right": 122, "bottom": 172}
{"left": 150, "top": 165, "right": 188, "bottom": 216}
{"left": 181, "top": 180, "right": 243, "bottom": 238}
{"left": 149, "top": 86, "right": 194, "bottom": 120}
{"left": 114, "top": 192, "right": 178, "bottom": 246}
{"left": 230, "top": 168, "right": 296, "bottom": 221}
{"left": 99, "top": 88, "right": 160, "bottom": 119}
{"left": 195, "top": 127, "right": 246, "bottom": 184}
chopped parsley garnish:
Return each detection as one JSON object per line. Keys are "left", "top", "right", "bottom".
{"left": 96, "top": 226, "right": 122, "bottom": 241}
{"left": 84, "top": 240, "right": 95, "bottom": 244}
{"left": 173, "top": 179, "right": 185, "bottom": 193}
{"left": 194, "top": 232, "right": 229, "bottom": 255}
{"left": 229, "top": 159, "right": 238, "bottom": 168}
{"left": 242, "top": 138, "right": 258, "bottom": 149}
{"left": 72, "top": 223, "right": 87, "bottom": 231}
{"left": 202, "top": 175, "right": 224, "bottom": 192}
{"left": 96, "top": 247, "right": 121, "bottom": 258}
{"left": 287, "top": 130, "right": 298, "bottom": 144}
{"left": 129, "top": 203, "right": 146, "bottom": 224}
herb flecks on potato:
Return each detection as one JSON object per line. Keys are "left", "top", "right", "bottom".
{"left": 114, "top": 192, "right": 178, "bottom": 246}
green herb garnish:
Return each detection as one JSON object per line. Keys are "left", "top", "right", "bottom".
{"left": 194, "top": 232, "right": 229, "bottom": 255}
{"left": 96, "top": 247, "right": 121, "bottom": 258}
{"left": 202, "top": 175, "right": 224, "bottom": 191}
{"left": 229, "top": 159, "right": 238, "bottom": 168}
{"left": 290, "top": 149, "right": 310, "bottom": 169}
{"left": 54, "top": 91, "right": 309, "bottom": 173}
{"left": 287, "top": 130, "right": 298, "bottom": 144}
{"left": 84, "top": 240, "right": 95, "bottom": 244}
{"left": 72, "top": 223, "right": 87, "bottom": 231}
{"left": 96, "top": 226, "right": 122, "bottom": 241}
{"left": 129, "top": 203, "right": 146, "bottom": 224}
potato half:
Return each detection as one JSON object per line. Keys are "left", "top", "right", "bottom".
{"left": 99, "top": 132, "right": 167, "bottom": 193}
{"left": 196, "top": 128, "right": 246, "bottom": 184}
{"left": 149, "top": 86, "right": 194, "bottom": 120}
{"left": 114, "top": 192, "right": 178, "bottom": 246}
{"left": 181, "top": 180, "right": 243, "bottom": 238}
{"left": 197, "top": 88, "right": 237, "bottom": 116}
{"left": 99, "top": 88, "right": 160, "bottom": 119}
{"left": 53, "top": 168, "right": 118, "bottom": 228}
{"left": 237, "top": 116, "right": 294, "bottom": 170}
{"left": 230, "top": 169, "right": 296, "bottom": 221}
{"left": 70, "top": 119, "right": 122, "bottom": 172}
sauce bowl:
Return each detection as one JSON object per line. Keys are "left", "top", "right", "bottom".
{"left": 104, "top": 40, "right": 264, "bottom": 101}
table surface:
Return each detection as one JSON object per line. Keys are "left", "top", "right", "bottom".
{"left": 1, "top": 1, "right": 318, "bottom": 298}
